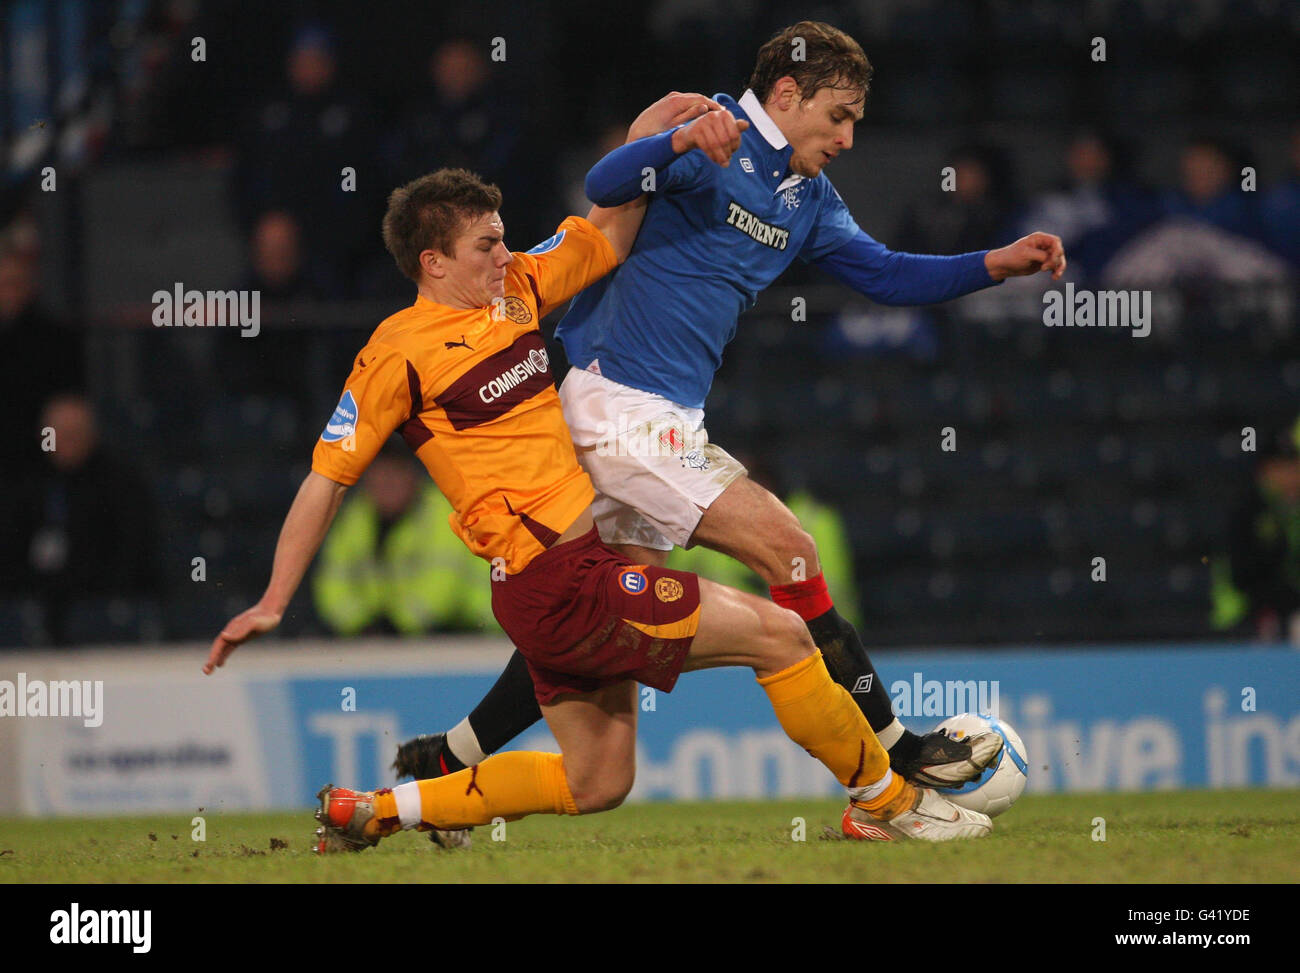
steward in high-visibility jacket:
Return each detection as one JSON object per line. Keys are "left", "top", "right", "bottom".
{"left": 313, "top": 481, "right": 499, "bottom": 636}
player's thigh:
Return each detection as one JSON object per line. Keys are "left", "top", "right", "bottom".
{"left": 541, "top": 680, "right": 638, "bottom": 809}
{"left": 610, "top": 542, "right": 670, "bottom": 567}
{"left": 685, "top": 577, "right": 814, "bottom": 678}
{"left": 691, "top": 475, "right": 819, "bottom": 583}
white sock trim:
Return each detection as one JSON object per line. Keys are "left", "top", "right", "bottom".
{"left": 875, "top": 718, "right": 905, "bottom": 751}
{"left": 393, "top": 780, "right": 424, "bottom": 830}
{"left": 848, "top": 767, "right": 894, "bottom": 804}
{"left": 446, "top": 717, "right": 487, "bottom": 766}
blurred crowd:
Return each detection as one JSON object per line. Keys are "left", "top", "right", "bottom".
{"left": 1, "top": 1, "right": 1298, "bottom": 646}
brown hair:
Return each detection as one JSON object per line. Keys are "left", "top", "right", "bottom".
{"left": 382, "top": 168, "right": 503, "bottom": 281}
{"left": 747, "top": 21, "right": 872, "bottom": 105}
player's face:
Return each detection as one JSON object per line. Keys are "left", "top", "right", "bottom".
{"left": 447, "top": 211, "right": 513, "bottom": 307}
{"left": 781, "top": 86, "right": 864, "bottom": 178}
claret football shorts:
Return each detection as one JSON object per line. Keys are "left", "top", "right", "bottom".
{"left": 559, "top": 364, "right": 747, "bottom": 551}
{"left": 491, "top": 527, "right": 701, "bottom": 704}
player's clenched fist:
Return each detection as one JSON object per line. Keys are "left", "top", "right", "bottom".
{"left": 627, "top": 91, "right": 724, "bottom": 142}
{"left": 202, "top": 603, "right": 282, "bottom": 674}
{"left": 671, "top": 108, "right": 750, "bottom": 167}
{"left": 984, "top": 231, "right": 1068, "bottom": 281}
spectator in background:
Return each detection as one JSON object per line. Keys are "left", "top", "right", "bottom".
{"left": 3, "top": 394, "right": 156, "bottom": 644}
{"left": 245, "top": 210, "right": 324, "bottom": 303}
{"left": 384, "top": 37, "right": 546, "bottom": 244}
{"left": 234, "top": 22, "right": 378, "bottom": 297}
{"left": 1261, "top": 126, "right": 1300, "bottom": 270}
{"left": 1015, "top": 129, "right": 1161, "bottom": 283}
{"left": 1213, "top": 420, "right": 1300, "bottom": 644}
{"left": 0, "top": 243, "right": 85, "bottom": 473}
{"left": 1102, "top": 137, "right": 1288, "bottom": 287}
{"left": 223, "top": 210, "right": 326, "bottom": 409}
{"left": 1163, "top": 136, "right": 1262, "bottom": 240}
{"left": 897, "top": 143, "right": 1017, "bottom": 256}
{"left": 312, "top": 445, "right": 498, "bottom": 637}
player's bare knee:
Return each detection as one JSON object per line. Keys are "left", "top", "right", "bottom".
{"left": 752, "top": 601, "right": 814, "bottom": 674}
{"left": 754, "top": 521, "right": 819, "bottom": 585}
{"left": 570, "top": 770, "right": 634, "bottom": 813}
{"left": 566, "top": 755, "right": 635, "bottom": 813}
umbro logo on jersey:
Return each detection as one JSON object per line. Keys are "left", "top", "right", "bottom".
{"left": 852, "top": 674, "right": 874, "bottom": 694}
{"left": 445, "top": 336, "right": 474, "bottom": 350}
{"left": 739, "top": 157, "right": 754, "bottom": 173}
{"left": 723, "top": 200, "right": 789, "bottom": 250}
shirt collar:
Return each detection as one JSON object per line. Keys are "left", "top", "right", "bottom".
{"left": 730, "top": 89, "right": 805, "bottom": 195}
{"left": 737, "top": 89, "right": 787, "bottom": 149}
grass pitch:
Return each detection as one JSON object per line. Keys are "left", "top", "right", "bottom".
{"left": 2, "top": 790, "right": 1296, "bottom": 883}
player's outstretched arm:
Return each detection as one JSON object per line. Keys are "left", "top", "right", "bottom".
{"left": 202, "top": 471, "right": 348, "bottom": 674}
{"left": 811, "top": 228, "right": 1068, "bottom": 307}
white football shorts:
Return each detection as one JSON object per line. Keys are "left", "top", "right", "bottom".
{"left": 558, "top": 363, "right": 747, "bottom": 551}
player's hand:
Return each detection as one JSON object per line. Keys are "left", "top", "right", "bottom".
{"left": 627, "top": 91, "right": 723, "bottom": 142}
{"left": 202, "top": 603, "right": 282, "bottom": 675}
{"left": 670, "top": 108, "right": 750, "bottom": 167}
{"left": 985, "top": 232, "right": 1067, "bottom": 282}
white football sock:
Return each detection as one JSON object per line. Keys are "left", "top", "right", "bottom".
{"left": 392, "top": 781, "right": 424, "bottom": 830}
{"left": 848, "top": 768, "right": 896, "bottom": 804}
{"left": 875, "top": 718, "right": 905, "bottom": 750}
{"left": 446, "top": 716, "right": 487, "bottom": 766}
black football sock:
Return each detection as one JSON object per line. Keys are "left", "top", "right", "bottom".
{"left": 449, "top": 649, "right": 544, "bottom": 765}
{"left": 804, "top": 607, "right": 909, "bottom": 749}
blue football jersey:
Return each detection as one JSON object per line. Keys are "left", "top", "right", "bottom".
{"left": 555, "top": 91, "right": 860, "bottom": 409}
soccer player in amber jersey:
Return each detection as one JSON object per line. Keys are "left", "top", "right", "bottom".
{"left": 203, "top": 133, "right": 992, "bottom": 845}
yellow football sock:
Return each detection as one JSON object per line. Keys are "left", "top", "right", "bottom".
{"left": 377, "top": 751, "right": 579, "bottom": 831}
{"left": 758, "top": 651, "right": 911, "bottom": 815}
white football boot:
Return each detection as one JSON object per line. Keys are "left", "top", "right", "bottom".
{"left": 842, "top": 786, "right": 992, "bottom": 841}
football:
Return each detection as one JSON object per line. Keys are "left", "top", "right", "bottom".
{"left": 935, "top": 713, "right": 1029, "bottom": 817}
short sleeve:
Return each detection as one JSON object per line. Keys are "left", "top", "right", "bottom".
{"left": 800, "top": 181, "right": 862, "bottom": 262}
{"left": 310, "top": 343, "right": 412, "bottom": 486}
{"left": 511, "top": 215, "right": 619, "bottom": 317}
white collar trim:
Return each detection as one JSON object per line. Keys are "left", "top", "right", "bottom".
{"left": 738, "top": 89, "right": 787, "bottom": 150}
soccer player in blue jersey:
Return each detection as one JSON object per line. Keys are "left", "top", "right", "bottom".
{"left": 396, "top": 22, "right": 1065, "bottom": 839}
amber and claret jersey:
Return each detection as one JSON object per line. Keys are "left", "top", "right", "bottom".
{"left": 311, "top": 215, "right": 618, "bottom": 574}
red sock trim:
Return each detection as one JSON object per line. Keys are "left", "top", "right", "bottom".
{"left": 769, "top": 572, "right": 834, "bottom": 622}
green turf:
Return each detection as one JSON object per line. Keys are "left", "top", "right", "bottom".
{"left": 1, "top": 790, "right": 1297, "bottom": 883}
